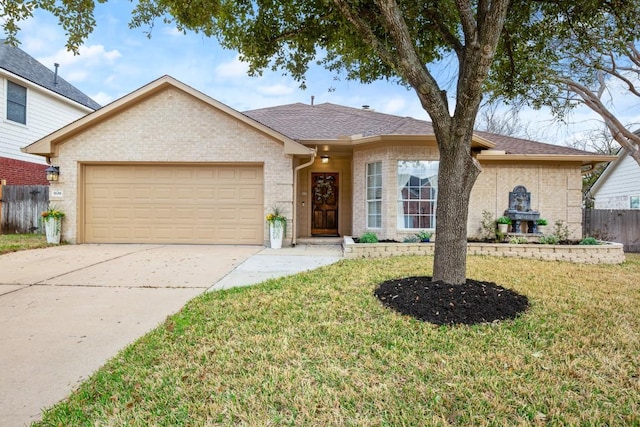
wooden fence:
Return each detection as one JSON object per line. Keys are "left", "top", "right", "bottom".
{"left": 0, "top": 183, "right": 49, "bottom": 234}
{"left": 583, "top": 209, "right": 640, "bottom": 253}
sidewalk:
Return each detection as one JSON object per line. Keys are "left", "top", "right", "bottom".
{"left": 209, "top": 244, "right": 344, "bottom": 291}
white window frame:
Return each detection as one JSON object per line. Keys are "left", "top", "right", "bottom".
{"left": 6, "top": 80, "right": 27, "bottom": 125}
{"left": 366, "top": 162, "right": 382, "bottom": 229}
{"left": 397, "top": 160, "right": 439, "bottom": 230}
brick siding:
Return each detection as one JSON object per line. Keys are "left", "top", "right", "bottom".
{"left": 0, "top": 157, "right": 49, "bottom": 185}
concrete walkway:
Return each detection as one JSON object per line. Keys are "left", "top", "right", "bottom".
{"left": 209, "top": 244, "right": 343, "bottom": 291}
{"left": 0, "top": 243, "right": 342, "bottom": 426}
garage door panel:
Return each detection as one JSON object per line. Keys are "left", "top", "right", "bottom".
{"left": 217, "top": 169, "right": 238, "bottom": 181}
{"left": 84, "top": 164, "right": 264, "bottom": 244}
{"left": 239, "top": 187, "right": 261, "bottom": 200}
{"left": 237, "top": 207, "right": 261, "bottom": 221}
{"left": 217, "top": 187, "right": 239, "bottom": 201}
{"left": 239, "top": 168, "right": 260, "bottom": 180}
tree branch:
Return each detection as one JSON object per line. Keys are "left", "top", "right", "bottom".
{"left": 455, "top": 0, "right": 477, "bottom": 45}
{"left": 372, "top": 0, "right": 452, "bottom": 132}
{"left": 561, "top": 77, "right": 640, "bottom": 160}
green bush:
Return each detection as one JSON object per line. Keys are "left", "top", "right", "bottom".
{"left": 536, "top": 218, "right": 548, "bottom": 226}
{"left": 416, "top": 230, "right": 433, "bottom": 241}
{"left": 508, "top": 236, "right": 528, "bottom": 244}
{"left": 580, "top": 237, "right": 600, "bottom": 245}
{"left": 497, "top": 216, "right": 512, "bottom": 225}
{"left": 539, "top": 235, "right": 560, "bottom": 245}
{"left": 403, "top": 235, "right": 420, "bottom": 243}
{"left": 359, "top": 232, "right": 379, "bottom": 243}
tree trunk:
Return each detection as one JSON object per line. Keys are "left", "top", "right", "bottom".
{"left": 432, "top": 135, "right": 481, "bottom": 285}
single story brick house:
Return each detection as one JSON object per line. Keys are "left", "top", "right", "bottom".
{"left": 23, "top": 76, "right": 613, "bottom": 245}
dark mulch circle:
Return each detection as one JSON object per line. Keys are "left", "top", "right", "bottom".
{"left": 374, "top": 277, "right": 529, "bottom": 326}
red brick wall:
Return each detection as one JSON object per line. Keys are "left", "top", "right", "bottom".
{"left": 0, "top": 157, "right": 49, "bottom": 185}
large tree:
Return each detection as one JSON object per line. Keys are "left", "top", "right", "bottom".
{"left": 2, "top": 0, "right": 628, "bottom": 285}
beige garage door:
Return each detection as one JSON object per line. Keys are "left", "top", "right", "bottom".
{"left": 84, "top": 164, "right": 263, "bottom": 244}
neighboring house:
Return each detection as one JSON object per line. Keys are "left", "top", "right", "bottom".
{"left": 23, "top": 76, "right": 613, "bottom": 245}
{"left": 589, "top": 147, "right": 640, "bottom": 209}
{"left": 1, "top": 40, "right": 100, "bottom": 184}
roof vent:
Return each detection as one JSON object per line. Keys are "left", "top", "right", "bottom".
{"left": 54, "top": 63, "right": 59, "bottom": 86}
{"left": 362, "top": 105, "right": 370, "bottom": 110}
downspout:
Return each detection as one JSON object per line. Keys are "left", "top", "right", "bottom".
{"left": 292, "top": 147, "right": 317, "bottom": 247}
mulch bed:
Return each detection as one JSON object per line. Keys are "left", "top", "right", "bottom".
{"left": 374, "top": 277, "right": 529, "bottom": 326}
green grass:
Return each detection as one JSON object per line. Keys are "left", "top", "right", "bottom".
{"left": 35, "top": 254, "right": 640, "bottom": 426}
{"left": 0, "top": 233, "right": 51, "bottom": 255}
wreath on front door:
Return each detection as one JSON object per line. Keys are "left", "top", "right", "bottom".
{"left": 314, "top": 176, "right": 334, "bottom": 203}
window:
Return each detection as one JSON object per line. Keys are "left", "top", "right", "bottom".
{"left": 397, "top": 160, "right": 439, "bottom": 229}
{"left": 7, "top": 81, "right": 27, "bottom": 124}
{"left": 631, "top": 196, "right": 640, "bottom": 209}
{"left": 366, "top": 162, "right": 382, "bottom": 228}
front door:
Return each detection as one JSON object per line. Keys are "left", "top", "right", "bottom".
{"left": 311, "top": 172, "right": 339, "bottom": 236}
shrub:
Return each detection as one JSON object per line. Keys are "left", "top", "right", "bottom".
{"left": 553, "top": 220, "right": 570, "bottom": 242}
{"left": 359, "top": 232, "right": 379, "bottom": 243}
{"left": 497, "top": 216, "right": 512, "bottom": 225}
{"left": 539, "top": 234, "right": 560, "bottom": 245}
{"left": 536, "top": 218, "right": 548, "bottom": 226}
{"left": 509, "top": 236, "right": 528, "bottom": 244}
{"left": 580, "top": 237, "right": 600, "bottom": 245}
{"left": 416, "top": 230, "right": 433, "bottom": 241}
{"left": 403, "top": 235, "right": 420, "bottom": 243}
{"left": 480, "top": 210, "right": 496, "bottom": 240}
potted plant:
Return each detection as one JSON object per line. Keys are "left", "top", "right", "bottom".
{"left": 416, "top": 230, "right": 433, "bottom": 242}
{"left": 496, "top": 216, "right": 511, "bottom": 234}
{"left": 266, "top": 206, "right": 287, "bottom": 249}
{"left": 536, "top": 218, "right": 548, "bottom": 234}
{"left": 41, "top": 207, "right": 65, "bottom": 244}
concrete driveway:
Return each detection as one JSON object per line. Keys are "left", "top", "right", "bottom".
{"left": 0, "top": 244, "right": 260, "bottom": 426}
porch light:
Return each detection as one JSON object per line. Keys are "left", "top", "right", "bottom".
{"left": 321, "top": 155, "right": 330, "bottom": 164}
{"left": 45, "top": 165, "right": 60, "bottom": 182}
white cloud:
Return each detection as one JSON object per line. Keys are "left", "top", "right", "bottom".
{"left": 162, "top": 27, "right": 184, "bottom": 37}
{"left": 378, "top": 97, "right": 407, "bottom": 115}
{"left": 35, "top": 44, "right": 121, "bottom": 85}
{"left": 91, "top": 92, "right": 114, "bottom": 106}
{"left": 214, "top": 56, "right": 249, "bottom": 79}
{"left": 257, "top": 83, "right": 295, "bottom": 96}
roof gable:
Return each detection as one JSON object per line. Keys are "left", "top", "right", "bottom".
{"left": 23, "top": 75, "right": 312, "bottom": 157}
{"left": 0, "top": 40, "right": 100, "bottom": 110}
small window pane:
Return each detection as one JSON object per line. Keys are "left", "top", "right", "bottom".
{"left": 7, "top": 81, "right": 27, "bottom": 124}
{"left": 367, "top": 162, "right": 382, "bottom": 228}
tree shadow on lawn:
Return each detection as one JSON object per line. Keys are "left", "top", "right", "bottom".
{"left": 374, "top": 277, "right": 529, "bottom": 326}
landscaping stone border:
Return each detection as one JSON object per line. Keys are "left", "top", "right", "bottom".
{"left": 342, "top": 236, "right": 625, "bottom": 264}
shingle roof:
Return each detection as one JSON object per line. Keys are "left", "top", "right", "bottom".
{"left": 244, "top": 102, "right": 597, "bottom": 156}
{"left": 244, "top": 102, "right": 434, "bottom": 140}
{"left": 0, "top": 40, "right": 100, "bottom": 110}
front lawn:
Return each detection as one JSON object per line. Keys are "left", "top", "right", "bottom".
{"left": 0, "top": 233, "right": 50, "bottom": 255}
{"left": 36, "top": 255, "right": 640, "bottom": 426}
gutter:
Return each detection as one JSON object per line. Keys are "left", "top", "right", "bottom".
{"left": 291, "top": 148, "right": 317, "bottom": 247}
